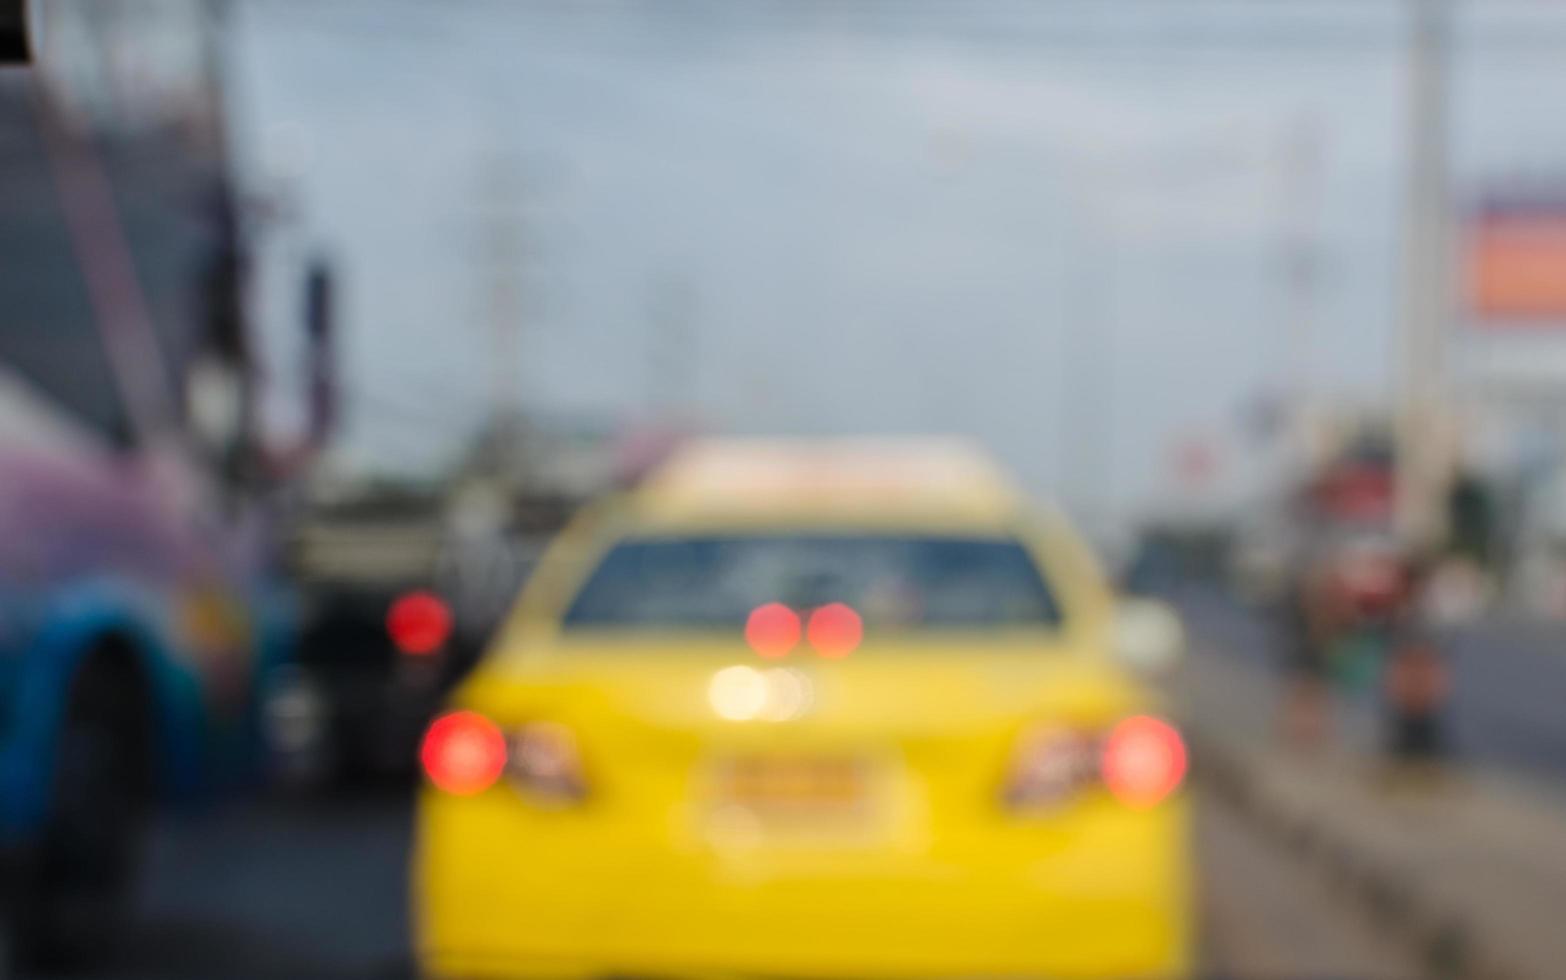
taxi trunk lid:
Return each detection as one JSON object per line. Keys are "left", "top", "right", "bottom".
{"left": 467, "top": 637, "right": 1151, "bottom": 844}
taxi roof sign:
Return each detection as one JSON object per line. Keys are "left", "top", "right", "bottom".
{"left": 635, "top": 437, "right": 1024, "bottom": 524}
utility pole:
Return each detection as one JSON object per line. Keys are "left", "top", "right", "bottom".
{"left": 1396, "top": 0, "right": 1454, "bottom": 549}
{"left": 1280, "top": 115, "right": 1324, "bottom": 472}
{"left": 480, "top": 145, "right": 527, "bottom": 487}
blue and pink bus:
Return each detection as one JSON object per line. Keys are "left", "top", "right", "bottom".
{"left": 0, "top": 2, "right": 333, "bottom": 965}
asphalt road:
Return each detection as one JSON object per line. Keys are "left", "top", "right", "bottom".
{"left": 46, "top": 789, "right": 416, "bottom": 980}
{"left": 1174, "top": 583, "right": 1566, "bottom": 787}
{"left": 7, "top": 584, "right": 1474, "bottom": 980}
{"left": 1197, "top": 794, "right": 1419, "bottom": 980}
{"left": 16, "top": 782, "right": 1419, "bottom": 980}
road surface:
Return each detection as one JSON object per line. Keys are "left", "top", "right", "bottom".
{"left": 15, "top": 783, "right": 1420, "bottom": 980}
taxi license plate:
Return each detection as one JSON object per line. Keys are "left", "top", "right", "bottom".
{"left": 711, "top": 755, "right": 871, "bottom": 818}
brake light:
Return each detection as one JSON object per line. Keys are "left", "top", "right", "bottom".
{"left": 389, "top": 591, "right": 452, "bottom": 656}
{"left": 508, "top": 722, "right": 588, "bottom": 803}
{"left": 421, "top": 711, "right": 506, "bottom": 795}
{"left": 1101, "top": 715, "right": 1187, "bottom": 808}
{"left": 806, "top": 603, "right": 863, "bottom": 658}
{"left": 745, "top": 603, "right": 801, "bottom": 659}
{"left": 1004, "top": 716, "right": 1187, "bottom": 811}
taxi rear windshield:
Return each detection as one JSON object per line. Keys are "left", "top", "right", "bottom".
{"left": 561, "top": 535, "right": 1060, "bottom": 630}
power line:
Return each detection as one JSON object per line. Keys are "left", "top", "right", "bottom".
{"left": 245, "top": 0, "right": 1566, "bottom": 53}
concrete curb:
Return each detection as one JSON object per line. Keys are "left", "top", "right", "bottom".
{"left": 1187, "top": 726, "right": 1524, "bottom": 980}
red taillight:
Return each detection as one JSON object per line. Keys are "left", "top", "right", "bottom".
{"left": 745, "top": 603, "right": 801, "bottom": 659}
{"left": 806, "top": 603, "right": 863, "bottom": 658}
{"left": 1004, "top": 716, "right": 1187, "bottom": 812}
{"left": 389, "top": 590, "right": 453, "bottom": 656}
{"left": 509, "top": 722, "right": 587, "bottom": 803}
{"left": 421, "top": 711, "right": 506, "bottom": 795}
{"left": 1101, "top": 715, "right": 1187, "bottom": 808}
{"left": 1003, "top": 727, "right": 1099, "bottom": 808}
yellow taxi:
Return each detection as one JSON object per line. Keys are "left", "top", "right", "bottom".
{"left": 415, "top": 439, "right": 1192, "bottom": 979}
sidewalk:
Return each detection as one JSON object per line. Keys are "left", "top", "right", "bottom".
{"left": 1172, "top": 641, "right": 1566, "bottom": 980}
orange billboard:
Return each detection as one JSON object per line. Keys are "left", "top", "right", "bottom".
{"left": 1468, "top": 201, "right": 1566, "bottom": 323}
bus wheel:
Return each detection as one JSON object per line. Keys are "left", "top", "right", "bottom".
{"left": 19, "top": 652, "right": 152, "bottom": 969}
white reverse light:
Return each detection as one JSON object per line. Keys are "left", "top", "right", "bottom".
{"left": 709, "top": 665, "right": 814, "bottom": 722}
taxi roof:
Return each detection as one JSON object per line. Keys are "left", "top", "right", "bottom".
{"left": 628, "top": 437, "right": 1027, "bottom": 530}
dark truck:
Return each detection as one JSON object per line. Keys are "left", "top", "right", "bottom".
{"left": 278, "top": 481, "right": 574, "bottom": 785}
{"left": 278, "top": 489, "right": 457, "bottom": 784}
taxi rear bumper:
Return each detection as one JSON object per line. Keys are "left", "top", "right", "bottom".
{"left": 415, "top": 788, "right": 1192, "bottom": 980}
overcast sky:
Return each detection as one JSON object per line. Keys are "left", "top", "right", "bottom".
{"left": 232, "top": 0, "right": 1566, "bottom": 526}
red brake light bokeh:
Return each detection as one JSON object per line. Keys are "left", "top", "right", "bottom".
{"left": 745, "top": 602, "right": 801, "bottom": 659}
{"left": 1101, "top": 715, "right": 1187, "bottom": 808}
{"left": 388, "top": 590, "right": 452, "bottom": 655}
{"left": 807, "top": 603, "right": 863, "bottom": 658}
{"left": 420, "top": 710, "right": 507, "bottom": 795}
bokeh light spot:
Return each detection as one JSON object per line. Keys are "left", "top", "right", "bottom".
{"left": 807, "top": 603, "right": 863, "bottom": 658}
{"left": 1101, "top": 715, "right": 1187, "bottom": 808}
{"left": 388, "top": 590, "right": 452, "bottom": 655}
{"left": 709, "top": 665, "right": 770, "bottom": 721}
{"left": 421, "top": 711, "right": 507, "bottom": 795}
{"left": 745, "top": 602, "right": 801, "bottom": 659}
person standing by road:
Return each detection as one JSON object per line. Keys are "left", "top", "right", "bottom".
{"left": 1382, "top": 556, "right": 1452, "bottom": 772}
{"left": 1279, "top": 556, "right": 1341, "bottom": 750}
